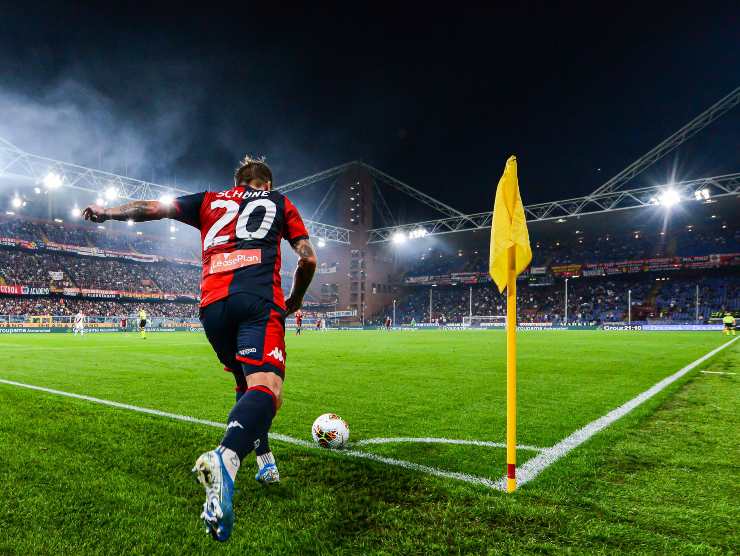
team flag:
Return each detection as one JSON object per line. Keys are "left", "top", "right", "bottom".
{"left": 489, "top": 155, "right": 532, "bottom": 493}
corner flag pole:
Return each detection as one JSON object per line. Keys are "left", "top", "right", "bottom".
{"left": 506, "top": 246, "right": 517, "bottom": 493}
{"left": 488, "top": 155, "right": 532, "bottom": 494}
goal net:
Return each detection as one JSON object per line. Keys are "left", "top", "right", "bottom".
{"left": 462, "top": 315, "right": 506, "bottom": 328}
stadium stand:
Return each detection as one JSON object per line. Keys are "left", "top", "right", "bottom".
{"left": 0, "top": 213, "right": 737, "bottom": 322}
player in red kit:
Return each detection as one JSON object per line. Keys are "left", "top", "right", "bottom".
{"left": 83, "top": 157, "right": 316, "bottom": 542}
{"left": 295, "top": 310, "right": 303, "bottom": 335}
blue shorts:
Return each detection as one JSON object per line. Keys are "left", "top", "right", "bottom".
{"left": 199, "top": 292, "right": 287, "bottom": 379}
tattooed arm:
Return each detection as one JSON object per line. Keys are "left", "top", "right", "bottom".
{"left": 82, "top": 201, "right": 175, "bottom": 223}
{"left": 285, "top": 238, "right": 317, "bottom": 315}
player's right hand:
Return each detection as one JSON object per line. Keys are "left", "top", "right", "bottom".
{"left": 82, "top": 205, "right": 109, "bottom": 223}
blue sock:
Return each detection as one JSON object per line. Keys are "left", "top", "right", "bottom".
{"left": 221, "top": 387, "right": 275, "bottom": 461}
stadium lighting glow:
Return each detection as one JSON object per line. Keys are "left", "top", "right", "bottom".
{"left": 104, "top": 186, "right": 119, "bottom": 201}
{"left": 43, "top": 172, "right": 63, "bottom": 189}
{"left": 408, "top": 228, "right": 428, "bottom": 240}
{"left": 33, "top": 187, "right": 41, "bottom": 194}
{"left": 657, "top": 188, "right": 681, "bottom": 207}
{"left": 97, "top": 225, "right": 105, "bottom": 230}
{"left": 694, "top": 188, "right": 710, "bottom": 201}
{"left": 169, "top": 236, "right": 176, "bottom": 240}
{"left": 95, "top": 197, "right": 105, "bottom": 206}
{"left": 5, "top": 211, "right": 15, "bottom": 215}
{"left": 169, "top": 225, "right": 177, "bottom": 233}
{"left": 70, "top": 206, "right": 81, "bottom": 218}
{"left": 54, "top": 218, "right": 63, "bottom": 223}
{"left": 317, "top": 238, "right": 326, "bottom": 248}
{"left": 392, "top": 231, "right": 407, "bottom": 244}
{"left": 11, "top": 196, "right": 22, "bottom": 208}
{"left": 127, "top": 219, "right": 134, "bottom": 226}
{"left": 159, "top": 194, "right": 174, "bottom": 206}
{"left": 136, "top": 231, "right": 143, "bottom": 235}
{"left": 556, "top": 218, "right": 566, "bottom": 223}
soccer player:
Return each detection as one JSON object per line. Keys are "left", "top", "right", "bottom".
{"left": 723, "top": 312, "right": 736, "bottom": 336}
{"left": 384, "top": 315, "right": 392, "bottom": 331}
{"left": 295, "top": 310, "right": 303, "bottom": 335}
{"left": 73, "top": 311, "right": 85, "bottom": 336}
{"left": 82, "top": 156, "right": 316, "bottom": 542}
{"left": 138, "top": 308, "right": 148, "bottom": 339}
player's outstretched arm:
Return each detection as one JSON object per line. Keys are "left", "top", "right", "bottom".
{"left": 82, "top": 201, "right": 174, "bottom": 223}
{"left": 285, "top": 238, "right": 317, "bottom": 315}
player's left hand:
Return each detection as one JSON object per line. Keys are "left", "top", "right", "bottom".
{"left": 82, "top": 205, "right": 109, "bottom": 223}
{"left": 285, "top": 295, "right": 303, "bottom": 315}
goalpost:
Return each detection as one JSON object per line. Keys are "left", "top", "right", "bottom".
{"left": 462, "top": 315, "right": 507, "bottom": 328}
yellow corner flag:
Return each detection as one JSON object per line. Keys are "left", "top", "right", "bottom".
{"left": 489, "top": 155, "right": 532, "bottom": 493}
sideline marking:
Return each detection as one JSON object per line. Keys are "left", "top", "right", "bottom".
{"left": 0, "top": 337, "right": 735, "bottom": 492}
{"left": 354, "top": 437, "right": 545, "bottom": 452}
{"left": 0, "top": 378, "right": 507, "bottom": 491}
{"left": 514, "top": 337, "right": 738, "bottom": 487}
{"left": 700, "top": 371, "right": 736, "bottom": 375}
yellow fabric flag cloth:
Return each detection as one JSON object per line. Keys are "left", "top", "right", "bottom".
{"left": 489, "top": 156, "right": 533, "bottom": 293}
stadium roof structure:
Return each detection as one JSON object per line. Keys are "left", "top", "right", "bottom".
{"left": 276, "top": 86, "right": 740, "bottom": 243}
{"left": 1, "top": 85, "right": 737, "bottom": 246}
{"left": 0, "top": 137, "right": 352, "bottom": 244}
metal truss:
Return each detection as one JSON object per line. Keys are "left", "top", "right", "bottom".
{"left": 0, "top": 137, "right": 351, "bottom": 244}
{"left": 0, "top": 137, "right": 190, "bottom": 200}
{"left": 359, "top": 162, "right": 473, "bottom": 220}
{"left": 367, "top": 173, "right": 740, "bottom": 243}
{"left": 304, "top": 219, "right": 351, "bottom": 244}
{"left": 588, "top": 86, "right": 740, "bottom": 197}
{"left": 276, "top": 160, "right": 473, "bottom": 222}
{"left": 276, "top": 162, "right": 355, "bottom": 194}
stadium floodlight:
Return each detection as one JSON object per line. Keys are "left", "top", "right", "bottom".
{"left": 409, "top": 227, "right": 428, "bottom": 240}
{"left": 317, "top": 238, "right": 326, "bottom": 248}
{"left": 392, "top": 231, "right": 407, "bottom": 244}
{"left": 70, "top": 206, "right": 81, "bottom": 218}
{"left": 693, "top": 188, "right": 710, "bottom": 201}
{"left": 657, "top": 188, "right": 681, "bottom": 207}
{"left": 159, "top": 193, "right": 174, "bottom": 206}
{"left": 11, "top": 196, "right": 22, "bottom": 208}
{"left": 5, "top": 211, "right": 15, "bottom": 215}
{"left": 105, "top": 186, "right": 119, "bottom": 201}
{"left": 43, "top": 172, "right": 63, "bottom": 189}
{"left": 54, "top": 218, "right": 63, "bottom": 223}
{"left": 33, "top": 187, "right": 41, "bottom": 194}
{"left": 127, "top": 219, "right": 134, "bottom": 226}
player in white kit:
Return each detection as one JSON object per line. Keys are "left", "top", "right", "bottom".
{"left": 73, "top": 311, "right": 86, "bottom": 336}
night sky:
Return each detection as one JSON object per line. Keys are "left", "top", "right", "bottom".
{"left": 1, "top": 2, "right": 738, "bottom": 215}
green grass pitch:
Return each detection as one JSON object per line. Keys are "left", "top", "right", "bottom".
{"left": 0, "top": 330, "right": 737, "bottom": 554}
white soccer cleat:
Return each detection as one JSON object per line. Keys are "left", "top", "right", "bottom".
{"left": 192, "top": 450, "right": 235, "bottom": 542}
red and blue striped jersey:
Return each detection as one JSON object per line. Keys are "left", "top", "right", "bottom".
{"left": 173, "top": 186, "right": 309, "bottom": 309}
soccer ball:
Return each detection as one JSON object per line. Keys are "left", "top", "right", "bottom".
{"left": 311, "top": 413, "right": 350, "bottom": 449}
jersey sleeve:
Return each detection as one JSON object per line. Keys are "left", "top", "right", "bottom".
{"left": 172, "top": 192, "right": 206, "bottom": 229}
{"left": 283, "top": 197, "right": 309, "bottom": 245}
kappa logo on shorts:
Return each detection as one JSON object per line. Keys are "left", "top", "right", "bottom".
{"left": 226, "top": 420, "right": 244, "bottom": 430}
{"left": 238, "top": 347, "right": 257, "bottom": 356}
{"left": 267, "top": 347, "right": 284, "bottom": 363}
{"left": 209, "top": 249, "right": 262, "bottom": 274}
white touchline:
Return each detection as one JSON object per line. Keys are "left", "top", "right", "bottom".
{"left": 354, "top": 437, "right": 545, "bottom": 452}
{"left": 513, "top": 336, "right": 738, "bottom": 487}
{"left": 0, "top": 337, "right": 734, "bottom": 493}
{"left": 0, "top": 378, "right": 508, "bottom": 492}
{"left": 700, "top": 371, "right": 736, "bottom": 375}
